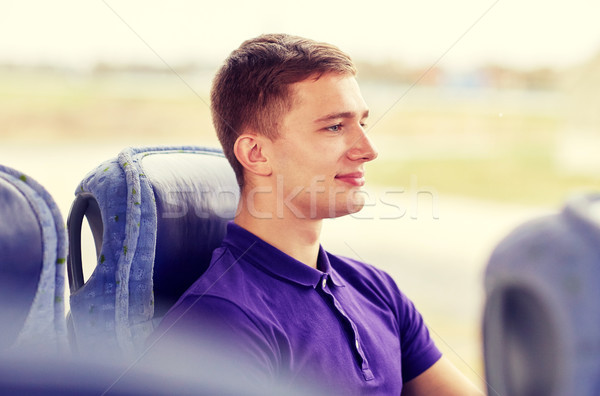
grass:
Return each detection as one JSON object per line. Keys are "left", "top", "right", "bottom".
{"left": 366, "top": 98, "right": 599, "bottom": 206}
{"left": 369, "top": 152, "right": 599, "bottom": 206}
{"left": 0, "top": 69, "right": 215, "bottom": 144}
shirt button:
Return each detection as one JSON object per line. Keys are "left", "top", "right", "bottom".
{"left": 322, "top": 278, "right": 327, "bottom": 288}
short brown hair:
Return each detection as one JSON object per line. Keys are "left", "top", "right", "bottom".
{"left": 210, "top": 33, "right": 356, "bottom": 187}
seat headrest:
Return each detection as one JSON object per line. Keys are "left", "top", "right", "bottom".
{"left": 143, "top": 151, "right": 239, "bottom": 316}
{"left": 0, "top": 165, "right": 67, "bottom": 351}
{"left": 483, "top": 193, "right": 600, "bottom": 396}
{"left": 68, "top": 146, "right": 239, "bottom": 356}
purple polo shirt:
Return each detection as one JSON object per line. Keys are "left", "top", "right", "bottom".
{"left": 155, "top": 222, "right": 441, "bottom": 395}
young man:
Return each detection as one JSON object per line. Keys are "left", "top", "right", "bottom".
{"left": 156, "top": 34, "right": 482, "bottom": 395}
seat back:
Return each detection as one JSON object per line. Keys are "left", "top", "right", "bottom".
{"left": 0, "top": 165, "right": 67, "bottom": 352}
{"left": 483, "top": 193, "right": 600, "bottom": 396}
{"left": 67, "top": 146, "right": 239, "bottom": 357}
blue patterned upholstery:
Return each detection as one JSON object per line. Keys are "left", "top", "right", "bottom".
{"left": 0, "top": 165, "right": 67, "bottom": 352}
{"left": 67, "top": 146, "right": 239, "bottom": 357}
{"left": 484, "top": 193, "right": 600, "bottom": 396}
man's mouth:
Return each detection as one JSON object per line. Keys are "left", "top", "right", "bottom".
{"left": 335, "top": 172, "right": 365, "bottom": 187}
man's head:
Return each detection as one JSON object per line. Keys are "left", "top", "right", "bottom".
{"left": 211, "top": 33, "right": 357, "bottom": 187}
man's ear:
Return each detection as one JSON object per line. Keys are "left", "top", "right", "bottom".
{"left": 233, "top": 134, "right": 272, "bottom": 177}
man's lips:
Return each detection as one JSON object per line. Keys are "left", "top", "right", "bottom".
{"left": 335, "top": 172, "right": 365, "bottom": 187}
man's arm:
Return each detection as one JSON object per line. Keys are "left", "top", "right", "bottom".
{"left": 401, "top": 356, "right": 484, "bottom": 396}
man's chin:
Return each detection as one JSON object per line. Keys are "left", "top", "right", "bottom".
{"left": 324, "top": 199, "right": 365, "bottom": 219}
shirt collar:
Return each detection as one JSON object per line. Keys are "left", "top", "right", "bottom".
{"left": 222, "top": 222, "right": 344, "bottom": 288}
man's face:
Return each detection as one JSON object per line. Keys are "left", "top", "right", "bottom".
{"left": 265, "top": 72, "right": 378, "bottom": 220}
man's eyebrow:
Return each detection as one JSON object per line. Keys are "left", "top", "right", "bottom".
{"left": 313, "top": 110, "right": 369, "bottom": 123}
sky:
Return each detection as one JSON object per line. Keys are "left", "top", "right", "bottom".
{"left": 1, "top": 0, "right": 600, "bottom": 71}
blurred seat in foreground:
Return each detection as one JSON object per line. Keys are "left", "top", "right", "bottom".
{"left": 484, "top": 193, "right": 600, "bottom": 396}
{"left": 0, "top": 164, "right": 67, "bottom": 352}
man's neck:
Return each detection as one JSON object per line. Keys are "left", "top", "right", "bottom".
{"left": 234, "top": 199, "right": 322, "bottom": 269}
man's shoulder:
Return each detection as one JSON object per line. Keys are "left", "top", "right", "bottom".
{"left": 171, "top": 243, "right": 296, "bottom": 323}
{"left": 328, "top": 252, "right": 396, "bottom": 288}
{"left": 159, "top": 245, "right": 274, "bottom": 340}
{"left": 325, "top": 251, "right": 409, "bottom": 309}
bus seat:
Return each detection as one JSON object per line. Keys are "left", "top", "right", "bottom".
{"left": 483, "top": 193, "right": 600, "bottom": 396}
{"left": 67, "top": 146, "right": 238, "bottom": 358}
{"left": 0, "top": 165, "right": 67, "bottom": 352}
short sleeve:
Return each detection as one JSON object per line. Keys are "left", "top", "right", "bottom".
{"left": 395, "top": 289, "right": 442, "bottom": 382}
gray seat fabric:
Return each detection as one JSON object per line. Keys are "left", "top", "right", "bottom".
{"left": 67, "top": 146, "right": 239, "bottom": 358}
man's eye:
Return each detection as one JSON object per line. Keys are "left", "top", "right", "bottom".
{"left": 327, "top": 124, "right": 342, "bottom": 132}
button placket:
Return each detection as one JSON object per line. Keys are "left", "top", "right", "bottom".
{"left": 329, "top": 289, "right": 373, "bottom": 379}
{"left": 316, "top": 277, "right": 374, "bottom": 380}
{"left": 333, "top": 300, "right": 345, "bottom": 316}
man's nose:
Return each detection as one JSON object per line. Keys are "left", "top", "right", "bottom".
{"left": 347, "top": 129, "right": 378, "bottom": 162}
